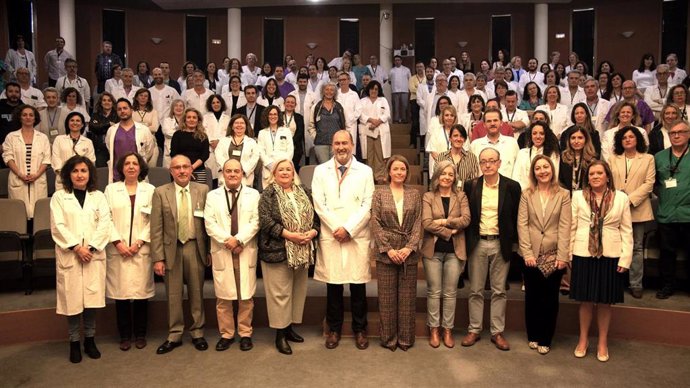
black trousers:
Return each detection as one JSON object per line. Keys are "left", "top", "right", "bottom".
{"left": 658, "top": 222, "right": 690, "bottom": 290}
{"left": 115, "top": 299, "right": 149, "bottom": 340}
{"left": 410, "top": 101, "right": 420, "bottom": 146}
{"left": 326, "top": 283, "right": 368, "bottom": 333}
{"left": 523, "top": 266, "right": 564, "bottom": 347}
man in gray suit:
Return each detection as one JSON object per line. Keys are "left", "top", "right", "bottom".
{"left": 151, "top": 155, "right": 210, "bottom": 354}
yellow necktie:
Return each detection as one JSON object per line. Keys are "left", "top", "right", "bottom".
{"left": 178, "top": 188, "right": 189, "bottom": 243}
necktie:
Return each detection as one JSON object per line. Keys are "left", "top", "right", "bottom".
{"left": 230, "top": 189, "right": 238, "bottom": 236}
{"left": 178, "top": 188, "right": 189, "bottom": 243}
{"left": 338, "top": 165, "right": 347, "bottom": 177}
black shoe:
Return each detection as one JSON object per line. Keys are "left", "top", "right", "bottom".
{"left": 275, "top": 329, "right": 292, "bottom": 355}
{"left": 83, "top": 337, "right": 101, "bottom": 359}
{"left": 285, "top": 325, "right": 304, "bottom": 343}
{"left": 192, "top": 337, "right": 208, "bottom": 351}
{"left": 656, "top": 287, "right": 674, "bottom": 299}
{"left": 560, "top": 289, "right": 570, "bottom": 296}
{"left": 69, "top": 341, "right": 81, "bottom": 363}
{"left": 215, "top": 337, "right": 234, "bottom": 351}
{"left": 240, "top": 337, "right": 253, "bottom": 351}
{"left": 156, "top": 340, "right": 182, "bottom": 355}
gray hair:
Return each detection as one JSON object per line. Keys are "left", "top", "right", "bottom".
{"left": 430, "top": 160, "right": 458, "bottom": 193}
{"left": 321, "top": 82, "right": 338, "bottom": 99}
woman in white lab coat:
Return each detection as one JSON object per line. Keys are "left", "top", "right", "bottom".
{"left": 51, "top": 112, "right": 96, "bottom": 191}
{"left": 215, "top": 114, "right": 261, "bottom": 187}
{"left": 50, "top": 155, "right": 111, "bottom": 363}
{"left": 257, "top": 105, "right": 294, "bottom": 189}
{"left": 358, "top": 80, "right": 391, "bottom": 183}
{"left": 203, "top": 94, "right": 231, "bottom": 183}
{"left": 104, "top": 152, "right": 155, "bottom": 351}
{"left": 161, "top": 99, "right": 185, "bottom": 168}
{"left": 2, "top": 105, "right": 50, "bottom": 219}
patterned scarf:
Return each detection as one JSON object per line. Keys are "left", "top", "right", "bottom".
{"left": 273, "top": 183, "right": 315, "bottom": 269}
{"left": 583, "top": 187, "right": 613, "bottom": 258}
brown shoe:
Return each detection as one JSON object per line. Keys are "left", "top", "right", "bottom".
{"left": 325, "top": 331, "right": 340, "bottom": 349}
{"left": 355, "top": 331, "right": 369, "bottom": 350}
{"left": 491, "top": 333, "right": 510, "bottom": 351}
{"left": 442, "top": 328, "right": 455, "bottom": 348}
{"left": 134, "top": 337, "right": 147, "bottom": 349}
{"left": 461, "top": 332, "right": 481, "bottom": 347}
{"left": 429, "top": 327, "right": 441, "bottom": 348}
{"left": 119, "top": 339, "right": 131, "bottom": 351}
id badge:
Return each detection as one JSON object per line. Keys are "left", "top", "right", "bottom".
{"left": 232, "top": 150, "right": 242, "bottom": 157}
{"left": 665, "top": 178, "right": 677, "bottom": 188}
{"left": 50, "top": 128, "right": 59, "bottom": 136}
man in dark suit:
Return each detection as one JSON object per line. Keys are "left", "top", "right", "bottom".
{"left": 151, "top": 155, "right": 210, "bottom": 354}
{"left": 237, "top": 85, "right": 265, "bottom": 137}
{"left": 460, "top": 147, "right": 521, "bottom": 351}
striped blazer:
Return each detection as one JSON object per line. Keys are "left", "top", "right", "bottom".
{"left": 370, "top": 185, "right": 423, "bottom": 265}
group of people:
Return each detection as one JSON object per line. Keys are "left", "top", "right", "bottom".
{"left": 1, "top": 38, "right": 689, "bottom": 364}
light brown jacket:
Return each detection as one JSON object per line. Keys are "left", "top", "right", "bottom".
{"left": 517, "top": 187, "right": 571, "bottom": 262}
{"left": 421, "top": 190, "right": 471, "bottom": 260}
{"left": 609, "top": 153, "right": 655, "bottom": 222}
{"left": 371, "top": 186, "right": 423, "bottom": 265}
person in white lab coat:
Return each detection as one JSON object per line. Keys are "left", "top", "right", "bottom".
{"left": 215, "top": 114, "right": 261, "bottom": 187}
{"left": 221, "top": 75, "right": 247, "bottom": 116}
{"left": 105, "top": 98, "right": 156, "bottom": 183}
{"left": 358, "top": 81, "right": 391, "bottom": 183}
{"left": 204, "top": 158, "right": 261, "bottom": 352}
{"left": 51, "top": 112, "right": 96, "bottom": 191}
{"left": 160, "top": 99, "right": 185, "bottom": 168}
{"left": 336, "top": 71, "right": 362, "bottom": 155}
{"left": 203, "top": 94, "right": 231, "bottom": 183}
{"left": 2, "top": 105, "right": 50, "bottom": 219}
{"left": 50, "top": 155, "right": 112, "bottom": 363}
{"left": 312, "top": 130, "right": 375, "bottom": 350}
{"left": 257, "top": 106, "right": 294, "bottom": 189}
{"left": 104, "top": 152, "right": 156, "bottom": 351}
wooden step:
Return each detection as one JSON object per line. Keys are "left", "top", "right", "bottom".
{"left": 391, "top": 148, "right": 421, "bottom": 165}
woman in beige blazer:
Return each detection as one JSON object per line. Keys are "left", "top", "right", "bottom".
{"left": 421, "top": 160, "right": 471, "bottom": 349}
{"left": 517, "top": 155, "right": 571, "bottom": 355}
{"left": 570, "top": 160, "right": 633, "bottom": 362}
{"left": 609, "top": 126, "right": 655, "bottom": 298}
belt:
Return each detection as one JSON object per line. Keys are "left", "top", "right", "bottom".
{"left": 479, "top": 235, "right": 500, "bottom": 241}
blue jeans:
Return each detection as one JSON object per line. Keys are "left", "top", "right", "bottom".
{"left": 423, "top": 252, "right": 465, "bottom": 328}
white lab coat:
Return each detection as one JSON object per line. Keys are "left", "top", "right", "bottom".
{"left": 221, "top": 92, "right": 247, "bottom": 115}
{"left": 161, "top": 116, "right": 181, "bottom": 168}
{"left": 203, "top": 112, "right": 231, "bottom": 180}
{"left": 104, "top": 181, "right": 155, "bottom": 299}
{"left": 358, "top": 97, "right": 391, "bottom": 160}
{"left": 51, "top": 134, "right": 96, "bottom": 190}
{"left": 257, "top": 127, "right": 294, "bottom": 188}
{"left": 215, "top": 136, "right": 261, "bottom": 187}
{"left": 289, "top": 89, "right": 317, "bottom": 155}
{"left": 256, "top": 95, "right": 284, "bottom": 111}
{"left": 337, "top": 89, "right": 361, "bottom": 153}
{"left": 312, "top": 158, "right": 374, "bottom": 284}
{"left": 1, "top": 130, "right": 50, "bottom": 218}
{"left": 51, "top": 189, "right": 112, "bottom": 316}
{"left": 204, "top": 184, "right": 261, "bottom": 300}
{"left": 511, "top": 147, "right": 561, "bottom": 190}
{"left": 105, "top": 122, "right": 156, "bottom": 183}
{"left": 535, "top": 103, "right": 571, "bottom": 137}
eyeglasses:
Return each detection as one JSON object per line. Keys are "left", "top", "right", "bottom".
{"left": 479, "top": 159, "right": 499, "bottom": 166}
{"left": 669, "top": 130, "right": 690, "bottom": 136}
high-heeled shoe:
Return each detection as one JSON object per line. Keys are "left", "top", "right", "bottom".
{"left": 574, "top": 341, "right": 588, "bottom": 358}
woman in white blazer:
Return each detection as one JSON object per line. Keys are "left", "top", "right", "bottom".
{"left": 51, "top": 112, "right": 96, "bottom": 190}
{"left": 536, "top": 85, "right": 571, "bottom": 137}
{"left": 104, "top": 152, "right": 156, "bottom": 351}
{"left": 221, "top": 75, "right": 247, "bottom": 116}
{"left": 2, "top": 105, "right": 51, "bottom": 219}
{"left": 426, "top": 103, "right": 458, "bottom": 175}
{"left": 358, "top": 80, "right": 391, "bottom": 183}
{"left": 570, "top": 160, "right": 633, "bottom": 363}
{"left": 257, "top": 106, "right": 294, "bottom": 189}
{"left": 51, "top": 156, "right": 112, "bottom": 363}
{"left": 203, "top": 94, "right": 231, "bottom": 183}
{"left": 215, "top": 114, "right": 261, "bottom": 187}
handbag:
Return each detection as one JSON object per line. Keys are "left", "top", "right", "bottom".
{"left": 535, "top": 248, "right": 558, "bottom": 278}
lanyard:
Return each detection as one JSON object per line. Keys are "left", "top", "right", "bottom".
{"left": 137, "top": 110, "right": 147, "bottom": 122}
{"left": 669, "top": 146, "right": 688, "bottom": 178}
{"left": 224, "top": 185, "right": 242, "bottom": 216}
{"left": 335, "top": 159, "right": 351, "bottom": 197}
{"left": 443, "top": 127, "right": 451, "bottom": 149}
{"left": 270, "top": 129, "right": 278, "bottom": 148}
{"left": 506, "top": 110, "right": 516, "bottom": 123}
{"left": 588, "top": 101, "right": 598, "bottom": 116}
{"left": 247, "top": 105, "right": 256, "bottom": 123}
{"left": 659, "top": 87, "right": 667, "bottom": 99}
{"left": 284, "top": 113, "right": 293, "bottom": 128}
{"left": 573, "top": 156, "right": 581, "bottom": 188}
{"left": 48, "top": 108, "right": 58, "bottom": 129}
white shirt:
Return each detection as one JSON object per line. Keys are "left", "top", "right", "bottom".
{"left": 182, "top": 88, "right": 214, "bottom": 115}
{"left": 535, "top": 103, "right": 571, "bottom": 137}
{"left": 632, "top": 69, "right": 656, "bottom": 92}
{"left": 44, "top": 49, "right": 73, "bottom": 81}
{"left": 500, "top": 107, "right": 530, "bottom": 138}
{"left": 585, "top": 97, "right": 612, "bottom": 137}
{"left": 56, "top": 75, "right": 91, "bottom": 106}
{"left": 367, "top": 64, "right": 388, "bottom": 84}
{"left": 643, "top": 85, "right": 670, "bottom": 116}
{"left": 518, "top": 71, "right": 545, "bottom": 92}
{"left": 241, "top": 65, "right": 261, "bottom": 86}
{"left": 112, "top": 85, "right": 139, "bottom": 104}
{"left": 389, "top": 65, "right": 411, "bottom": 93}
{"left": 105, "top": 78, "right": 123, "bottom": 94}
{"left": 149, "top": 85, "right": 181, "bottom": 122}
{"left": 559, "top": 86, "right": 587, "bottom": 110}
{"left": 667, "top": 68, "right": 687, "bottom": 86}
{"left": 5, "top": 49, "right": 37, "bottom": 82}
{"left": 469, "top": 134, "right": 520, "bottom": 177}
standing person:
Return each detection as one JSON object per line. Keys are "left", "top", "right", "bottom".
{"left": 282, "top": 95, "right": 305, "bottom": 170}
{"left": 389, "top": 55, "right": 411, "bottom": 124}
{"left": 236, "top": 85, "right": 265, "bottom": 134}
{"left": 560, "top": 102, "right": 602, "bottom": 156}
{"left": 654, "top": 121, "right": 690, "bottom": 299}
{"left": 105, "top": 98, "right": 156, "bottom": 183}
{"left": 56, "top": 59, "right": 91, "bottom": 111}
{"left": 149, "top": 67, "right": 181, "bottom": 126}
{"left": 222, "top": 75, "right": 247, "bottom": 117}
{"left": 94, "top": 41, "right": 123, "bottom": 94}
{"left": 3, "top": 67, "right": 45, "bottom": 110}
{"left": 352, "top": 54, "right": 369, "bottom": 90}
{"left": 435, "top": 125, "right": 480, "bottom": 185}
{"left": 257, "top": 106, "right": 294, "bottom": 189}
{"left": 182, "top": 70, "right": 214, "bottom": 115}
{"left": 257, "top": 78, "right": 284, "bottom": 111}
{"left": 358, "top": 81, "right": 391, "bottom": 183}
{"left": 160, "top": 99, "right": 185, "bottom": 168}
{"left": 50, "top": 156, "right": 111, "bottom": 363}
{"left": 258, "top": 159, "right": 319, "bottom": 355}
{"left": 312, "top": 130, "right": 375, "bottom": 350}
{"left": 421, "top": 160, "right": 471, "bottom": 348}
{"left": 336, "top": 71, "right": 361, "bottom": 155}
{"left": 89, "top": 92, "right": 118, "bottom": 167}
{"left": 461, "top": 147, "right": 522, "bottom": 351}
{"left": 205, "top": 158, "right": 261, "bottom": 352}
{"left": 371, "top": 156, "right": 422, "bottom": 351}
{"left": 535, "top": 85, "right": 570, "bottom": 137}
{"left": 571, "top": 160, "right": 632, "bottom": 362}
{"left": 170, "top": 108, "right": 210, "bottom": 184}
{"left": 151, "top": 155, "right": 210, "bottom": 355}
{"left": 132, "top": 89, "right": 160, "bottom": 136}
{"left": 104, "top": 152, "right": 155, "bottom": 351}
{"left": 517, "top": 155, "right": 571, "bottom": 355}
{"left": 409, "top": 61, "right": 426, "bottom": 147}
{"left": 367, "top": 55, "right": 388, "bottom": 85}
{"left": 133, "top": 61, "right": 153, "bottom": 89}
{"left": 644, "top": 65, "right": 671, "bottom": 120}
{"left": 469, "top": 108, "right": 520, "bottom": 177}
{"left": 309, "top": 83, "right": 346, "bottom": 163}
{"left": 37, "top": 87, "right": 61, "bottom": 144}
{"left": 215, "top": 114, "right": 260, "bottom": 187}
{"left": 609, "top": 127, "right": 655, "bottom": 298}
{"left": 648, "top": 104, "right": 680, "bottom": 155}
{"left": 2, "top": 105, "right": 50, "bottom": 219}
{"left": 203, "top": 94, "right": 231, "bottom": 184}
{"left": 160, "top": 61, "right": 182, "bottom": 94}
{"left": 51, "top": 112, "right": 96, "bottom": 190}
{"left": 512, "top": 121, "right": 561, "bottom": 190}
{"left": 559, "top": 127, "right": 598, "bottom": 192}
{"left": 5, "top": 35, "right": 37, "bottom": 84}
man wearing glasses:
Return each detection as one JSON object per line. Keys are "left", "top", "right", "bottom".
{"left": 655, "top": 121, "right": 690, "bottom": 299}
{"left": 461, "top": 146, "right": 521, "bottom": 351}
{"left": 644, "top": 64, "right": 671, "bottom": 120}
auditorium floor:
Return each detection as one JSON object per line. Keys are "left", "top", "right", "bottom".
{"left": 0, "top": 326, "right": 689, "bottom": 387}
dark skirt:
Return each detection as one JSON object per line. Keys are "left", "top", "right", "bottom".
{"left": 570, "top": 255, "right": 625, "bottom": 304}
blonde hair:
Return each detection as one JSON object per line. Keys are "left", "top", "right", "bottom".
{"left": 181, "top": 107, "right": 207, "bottom": 141}
{"left": 430, "top": 160, "right": 458, "bottom": 193}
{"left": 526, "top": 154, "right": 560, "bottom": 194}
